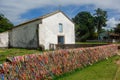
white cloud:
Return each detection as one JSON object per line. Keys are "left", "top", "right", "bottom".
{"left": 105, "top": 18, "right": 120, "bottom": 30}
{"left": 0, "top": 0, "right": 120, "bottom": 25}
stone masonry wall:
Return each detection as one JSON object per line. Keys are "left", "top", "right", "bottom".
{"left": 0, "top": 44, "right": 118, "bottom": 80}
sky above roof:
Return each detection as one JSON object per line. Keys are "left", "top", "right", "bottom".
{"left": 0, "top": 0, "right": 120, "bottom": 29}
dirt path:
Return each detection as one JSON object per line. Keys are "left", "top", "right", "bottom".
{"left": 114, "top": 50, "right": 120, "bottom": 80}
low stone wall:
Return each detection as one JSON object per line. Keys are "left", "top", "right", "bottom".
{"left": 55, "top": 44, "right": 108, "bottom": 50}
{"left": 0, "top": 44, "right": 118, "bottom": 80}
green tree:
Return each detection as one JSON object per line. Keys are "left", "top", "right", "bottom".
{"left": 0, "top": 14, "right": 13, "bottom": 33}
{"left": 114, "top": 23, "right": 120, "bottom": 34}
{"left": 94, "top": 8, "right": 107, "bottom": 36}
{"left": 73, "top": 11, "right": 95, "bottom": 41}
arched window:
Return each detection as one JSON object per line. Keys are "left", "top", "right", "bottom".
{"left": 59, "top": 23, "right": 63, "bottom": 33}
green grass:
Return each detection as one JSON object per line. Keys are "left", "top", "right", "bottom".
{"left": 56, "top": 55, "right": 120, "bottom": 80}
{"left": 76, "top": 42, "right": 120, "bottom": 44}
{"left": 0, "top": 48, "right": 41, "bottom": 63}
{"left": 76, "top": 42, "right": 108, "bottom": 44}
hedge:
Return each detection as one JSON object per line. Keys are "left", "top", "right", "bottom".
{"left": 0, "top": 44, "right": 118, "bottom": 80}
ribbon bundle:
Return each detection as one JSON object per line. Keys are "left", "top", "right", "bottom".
{"left": 0, "top": 44, "right": 118, "bottom": 80}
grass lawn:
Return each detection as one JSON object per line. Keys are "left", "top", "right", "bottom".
{"left": 56, "top": 55, "right": 120, "bottom": 80}
{"left": 0, "top": 48, "right": 41, "bottom": 64}
{"left": 76, "top": 42, "right": 108, "bottom": 44}
{"left": 76, "top": 42, "right": 120, "bottom": 44}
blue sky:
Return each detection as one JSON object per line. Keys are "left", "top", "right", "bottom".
{"left": 0, "top": 0, "right": 120, "bottom": 29}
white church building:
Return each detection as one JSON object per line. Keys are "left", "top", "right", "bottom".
{"left": 0, "top": 10, "right": 75, "bottom": 50}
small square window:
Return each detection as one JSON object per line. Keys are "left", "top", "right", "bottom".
{"left": 59, "top": 23, "right": 63, "bottom": 33}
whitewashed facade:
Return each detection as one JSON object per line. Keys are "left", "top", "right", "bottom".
{"left": 39, "top": 11, "right": 75, "bottom": 49}
{"left": 9, "top": 20, "right": 40, "bottom": 49}
{"left": 0, "top": 31, "right": 9, "bottom": 48}
{"left": 1, "top": 11, "right": 75, "bottom": 50}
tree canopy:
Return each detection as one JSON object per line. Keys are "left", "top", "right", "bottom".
{"left": 114, "top": 23, "right": 120, "bottom": 34}
{"left": 0, "top": 14, "right": 13, "bottom": 33}
{"left": 94, "top": 8, "right": 107, "bottom": 35}
{"left": 73, "top": 11, "right": 95, "bottom": 41}
{"left": 73, "top": 8, "right": 107, "bottom": 41}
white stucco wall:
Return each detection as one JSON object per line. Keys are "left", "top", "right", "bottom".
{"left": 0, "top": 31, "right": 9, "bottom": 48}
{"left": 39, "top": 12, "right": 75, "bottom": 49}
{"left": 9, "top": 20, "right": 41, "bottom": 48}
{"left": 8, "top": 11, "right": 75, "bottom": 50}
